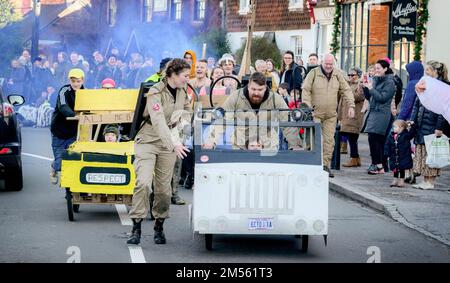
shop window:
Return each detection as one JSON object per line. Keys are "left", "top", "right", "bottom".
{"left": 392, "top": 39, "right": 415, "bottom": 85}
{"left": 341, "top": 2, "right": 388, "bottom": 72}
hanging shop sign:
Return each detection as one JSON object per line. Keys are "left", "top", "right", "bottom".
{"left": 392, "top": 0, "right": 418, "bottom": 41}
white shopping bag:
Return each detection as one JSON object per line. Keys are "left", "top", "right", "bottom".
{"left": 424, "top": 134, "right": 450, "bottom": 169}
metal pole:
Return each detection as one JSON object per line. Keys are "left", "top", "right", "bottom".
{"left": 331, "top": 123, "right": 341, "bottom": 170}
{"left": 31, "top": 0, "right": 41, "bottom": 59}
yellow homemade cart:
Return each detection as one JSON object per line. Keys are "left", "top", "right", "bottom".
{"left": 60, "top": 88, "right": 139, "bottom": 221}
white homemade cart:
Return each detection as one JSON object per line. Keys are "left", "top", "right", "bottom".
{"left": 190, "top": 107, "right": 329, "bottom": 253}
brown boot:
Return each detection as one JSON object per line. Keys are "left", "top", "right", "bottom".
{"left": 356, "top": 157, "right": 361, "bottom": 166}
{"left": 390, "top": 179, "right": 399, "bottom": 187}
{"left": 397, "top": 178, "right": 405, "bottom": 187}
{"left": 340, "top": 142, "right": 348, "bottom": 154}
{"left": 343, "top": 158, "right": 359, "bottom": 167}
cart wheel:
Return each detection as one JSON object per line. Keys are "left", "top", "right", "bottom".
{"left": 65, "top": 189, "right": 74, "bottom": 222}
{"left": 73, "top": 204, "right": 80, "bottom": 213}
{"left": 300, "top": 235, "right": 309, "bottom": 253}
{"left": 205, "top": 234, "right": 213, "bottom": 251}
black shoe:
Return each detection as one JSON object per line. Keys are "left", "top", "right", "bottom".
{"left": 127, "top": 218, "right": 142, "bottom": 245}
{"left": 154, "top": 219, "right": 166, "bottom": 244}
{"left": 171, "top": 194, "right": 186, "bottom": 205}
{"left": 178, "top": 177, "right": 186, "bottom": 186}
{"left": 323, "top": 166, "right": 334, "bottom": 178}
{"left": 184, "top": 175, "right": 194, "bottom": 190}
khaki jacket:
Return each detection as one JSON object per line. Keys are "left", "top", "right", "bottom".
{"left": 136, "top": 81, "right": 192, "bottom": 151}
{"left": 338, "top": 81, "right": 365, "bottom": 134}
{"left": 302, "top": 67, "right": 355, "bottom": 119}
{"left": 206, "top": 88, "right": 300, "bottom": 149}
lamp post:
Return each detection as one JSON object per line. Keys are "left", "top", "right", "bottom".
{"left": 31, "top": 0, "right": 41, "bottom": 59}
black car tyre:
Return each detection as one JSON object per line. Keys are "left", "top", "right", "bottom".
{"left": 65, "top": 189, "right": 74, "bottom": 221}
{"left": 5, "top": 164, "right": 23, "bottom": 191}
{"left": 205, "top": 234, "right": 213, "bottom": 251}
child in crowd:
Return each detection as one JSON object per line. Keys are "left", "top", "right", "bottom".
{"left": 384, "top": 120, "right": 416, "bottom": 187}
{"left": 246, "top": 137, "right": 263, "bottom": 151}
{"left": 278, "top": 83, "right": 290, "bottom": 105}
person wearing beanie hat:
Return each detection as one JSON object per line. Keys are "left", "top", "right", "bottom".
{"left": 49, "top": 67, "right": 85, "bottom": 185}
{"left": 103, "top": 124, "right": 120, "bottom": 142}
{"left": 101, "top": 78, "right": 116, "bottom": 89}
{"left": 145, "top": 58, "right": 172, "bottom": 83}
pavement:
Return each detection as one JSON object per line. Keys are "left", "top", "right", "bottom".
{"left": 330, "top": 134, "right": 450, "bottom": 247}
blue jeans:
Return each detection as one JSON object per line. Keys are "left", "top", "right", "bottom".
{"left": 51, "top": 135, "right": 76, "bottom": 171}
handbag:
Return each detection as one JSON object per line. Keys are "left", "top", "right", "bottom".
{"left": 424, "top": 134, "right": 450, "bottom": 169}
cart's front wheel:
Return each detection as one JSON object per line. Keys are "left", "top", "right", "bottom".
{"left": 205, "top": 234, "right": 213, "bottom": 251}
{"left": 298, "top": 235, "right": 309, "bottom": 253}
{"left": 65, "top": 189, "right": 74, "bottom": 222}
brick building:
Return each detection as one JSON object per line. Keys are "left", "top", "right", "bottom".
{"left": 13, "top": 0, "right": 221, "bottom": 60}
{"left": 225, "top": 0, "right": 335, "bottom": 64}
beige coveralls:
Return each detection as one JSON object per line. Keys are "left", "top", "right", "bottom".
{"left": 206, "top": 89, "right": 301, "bottom": 149}
{"left": 302, "top": 67, "right": 355, "bottom": 167}
{"left": 129, "top": 81, "right": 191, "bottom": 219}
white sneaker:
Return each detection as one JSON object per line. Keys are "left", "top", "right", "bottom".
{"left": 413, "top": 182, "right": 426, "bottom": 189}
{"left": 418, "top": 182, "right": 434, "bottom": 190}
{"left": 50, "top": 169, "right": 59, "bottom": 185}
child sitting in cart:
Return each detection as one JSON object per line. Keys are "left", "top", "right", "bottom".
{"left": 103, "top": 124, "right": 120, "bottom": 142}
{"left": 245, "top": 135, "right": 263, "bottom": 151}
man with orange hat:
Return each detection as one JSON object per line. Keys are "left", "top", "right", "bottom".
{"left": 50, "top": 68, "right": 85, "bottom": 185}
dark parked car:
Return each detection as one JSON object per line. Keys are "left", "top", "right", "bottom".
{"left": 0, "top": 90, "right": 25, "bottom": 190}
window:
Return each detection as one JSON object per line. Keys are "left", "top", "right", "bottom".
{"left": 170, "top": 0, "right": 182, "bottom": 21}
{"left": 195, "top": 0, "right": 206, "bottom": 21}
{"left": 341, "top": 2, "right": 369, "bottom": 72}
{"left": 142, "top": 0, "right": 152, "bottom": 22}
{"left": 107, "top": 0, "right": 117, "bottom": 27}
{"left": 153, "top": 0, "right": 167, "bottom": 12}
{"left": 239, "top": 0, "right": 250, "bottom": 15}
{"left": 289, "top": 0, "right": 303, "bottom": 11}
{"left": 291, "top": 36, "right": 303, "bottom": 62}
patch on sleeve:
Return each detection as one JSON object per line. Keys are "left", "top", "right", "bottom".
{"left": 152, "top": 103, "right": 161, "bottom": 111}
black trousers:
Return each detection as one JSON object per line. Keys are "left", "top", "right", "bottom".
{"left": 341, "top": 132, "right": 360, "bottom": 158}
{"left": 368, "top": 133, "right": 386, "bottom": 165}
{"left": 393, "top": 170, "right": 405, "bottom": 178}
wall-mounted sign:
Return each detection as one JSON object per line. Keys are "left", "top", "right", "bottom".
{"left": 392, "top": 0, "right": 418, "bottom": 41}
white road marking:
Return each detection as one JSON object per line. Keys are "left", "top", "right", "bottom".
{"left": 115, "top": 205, "right": 147, "bottom": 263}
{"left": 128, "top": 245, "right": 146, "bottom": 263}
{"left": 115, "top": 204, "right": 132, "bottom": 226}
{"left": 22, "top": 152, "right": 53, "bottom": 161}
{"left": 24, "top": 151, "right": 147, "bottom": 263}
